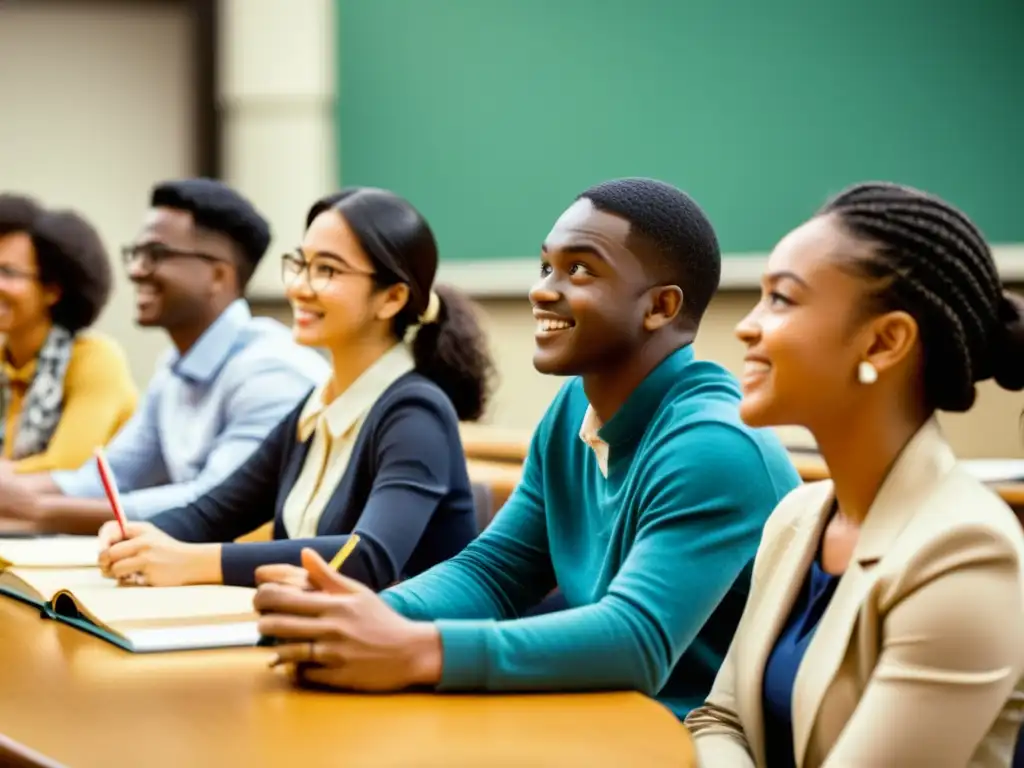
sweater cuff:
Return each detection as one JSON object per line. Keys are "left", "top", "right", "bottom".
{"left": 220, "top": 542, "right": 269, "bottom": 588}
{"left": 435, "top": 619, "right": 496, "bottom": 690}
{"left": 380, "top": 591, "right": 404, "bottom": 612}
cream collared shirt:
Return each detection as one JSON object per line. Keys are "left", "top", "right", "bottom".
{"left": 579, "top": 405, "right": 610, "bottom": 477}
{"left": 282, "top": 344, "right": 415, "bottom": 539}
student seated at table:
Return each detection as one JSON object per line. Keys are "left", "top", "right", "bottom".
{"left": 97, "top": 187, "right": 493, "bottom": 591}
{"left": 251, "top": 178, "right": 801, "bottom": 717}
{"left": 683, "top": 182, "right": 1024, "bottom": 767}
{"left": 0, "top": 194, "right": 136, "bottom": 472}
{"left": 0, "top": 179, "right": 327, "bottom": 532}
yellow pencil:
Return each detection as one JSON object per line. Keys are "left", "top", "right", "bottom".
{"left": 328, "top": 534, "right": 361, "bottom": 571}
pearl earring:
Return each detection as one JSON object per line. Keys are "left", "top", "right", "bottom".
{"left": 857, "top": 361, "right": 878, "bottom": 385}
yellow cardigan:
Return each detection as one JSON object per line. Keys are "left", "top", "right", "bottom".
{"left": 3, "top": 332, "right": 138, "bottom": 472}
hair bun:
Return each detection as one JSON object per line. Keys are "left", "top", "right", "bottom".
{"left": 991, "top": 291, "right": 1024, "bottom": 391}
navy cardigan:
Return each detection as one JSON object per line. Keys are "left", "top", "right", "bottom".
{"left": 149, "top": 372, "right": 478, "bottom": 589}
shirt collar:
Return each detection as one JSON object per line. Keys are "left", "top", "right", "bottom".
{"left": 597, "top": 344, "right": 696, "bottom": 449}
{"left": 171, "top": 299, "right": 251, "bottom": 384}
{"left": 1, "top": 354, "right": 37, "bottom": 386}
{"left": 297, "top": 343, "right": 415, "bottom": 442}
{"left": 578, "top": 406, "right": 610, "bottom": 477}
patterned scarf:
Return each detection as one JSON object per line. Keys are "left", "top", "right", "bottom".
{"left": 0, "top": 324, "right": 75, "bottom": 460}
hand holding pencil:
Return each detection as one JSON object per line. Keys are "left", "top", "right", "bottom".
{"left": 252, "top": 540, "right": 444, "bottom": 692}
{"left": 95, "top": 448, "right": 222, "bottom": 587}
{"left": 254, "top": 535, "right": 361, "bottom": 646}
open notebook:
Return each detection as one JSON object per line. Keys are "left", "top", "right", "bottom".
{"left": 0, "top": 535, "right": 102, "bottom": 608}
{"left": 0, "top": 536, "right": 260, "bottom": 652}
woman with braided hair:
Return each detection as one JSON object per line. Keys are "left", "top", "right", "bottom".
{"left": 686, "top": 181, "right": 1024, "bottom": 767}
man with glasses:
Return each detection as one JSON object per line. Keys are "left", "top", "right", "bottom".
{"left": 0, "top": 178, "right": 328, "bottom": 533}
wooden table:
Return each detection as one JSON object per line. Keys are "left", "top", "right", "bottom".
{"left": 786, "top": 452, "right": 1024, "bottom": 508}
{"left": 461, "top": 426, "right": 1024, "bottom": 511}
{"left": 461, "top": 424, "right": 532, "bottom": 463}
{"left": 0, "top": 599, "right": 694, "bottom": 768}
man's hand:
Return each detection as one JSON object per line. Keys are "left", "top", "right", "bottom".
{"left": 255, "top": 548, "right": 443, "bottom": 692}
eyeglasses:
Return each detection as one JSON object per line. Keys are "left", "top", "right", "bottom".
{"left": 0, "top": 264, "right": 37, "bottom": 282}
{"left": 281, "top": 252, "right": 375, "bottom": 293}
{"left": 121, "top": 243, "right": 225, "bottom": 273}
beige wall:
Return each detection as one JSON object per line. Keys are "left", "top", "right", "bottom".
{"left": 220, "top": 0, "right": 335, "bottom": 302}
{"left": 255, "top": 289, "right": 1024, "bottom": 459}
{"left": 0, "top": 1, "right": 195, "bottom": 384}
{"left": 471, "top": 291, "right": 1024, "bottom": 459}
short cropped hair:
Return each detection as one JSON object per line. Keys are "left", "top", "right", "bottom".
{"left": 151, "top": 178, "right": 271, "bottom": 289}
{"left": 578, "top": 178, "right": 721, "bottom": 324}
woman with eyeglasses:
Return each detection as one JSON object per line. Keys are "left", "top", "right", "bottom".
{"left": 97, "top": 187, "right": 493, "bottom": 590}
{"left": 0, "top": 193, "right": 136, "bottom": 473}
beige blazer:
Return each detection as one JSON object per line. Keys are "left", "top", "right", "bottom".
{"left": 685, "top": 420, "right": 1024, "bottom": 767}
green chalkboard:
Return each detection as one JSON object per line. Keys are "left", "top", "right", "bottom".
{"left": 335, "top": 0, "right": 1023, "bottom": 261}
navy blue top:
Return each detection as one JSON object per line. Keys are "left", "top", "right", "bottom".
{"left": 149, "top": 372, "right": 478, "bottom": 590}
{"left": 762, "top": 558, "right": 840, "bottom": 768}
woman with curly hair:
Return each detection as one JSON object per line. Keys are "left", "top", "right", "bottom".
{"left": 0, "top": 193, "right": 136, "bottom": 473}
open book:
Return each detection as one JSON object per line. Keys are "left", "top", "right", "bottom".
{"left": 0, "top": 535, "right": 102, "bottom": 608}
{"left": 51, "top": 583, "right": 261, "bottom": 652}
{"left": 0, "top": 536, "right": 260, "bottom": 652}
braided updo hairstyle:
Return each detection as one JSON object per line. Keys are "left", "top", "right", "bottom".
{"left": 820, "top": 182, "right": 1024, "bottom": 412}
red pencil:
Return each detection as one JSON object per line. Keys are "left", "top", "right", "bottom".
{"left": 95, "top": 447, "right": 128, "bottom": 539}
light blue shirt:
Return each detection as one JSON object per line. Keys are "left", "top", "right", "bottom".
{"left": 51, "top": 300, "right": 328, "bottom": 519}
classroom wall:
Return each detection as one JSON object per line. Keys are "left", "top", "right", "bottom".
{"left": 254, "top": 292, "right": 1024, "bottom": 459}
{"left": 3, "top": 2, "right": 1019, "bottom": 460}
{"left": 0, "top": 0, "right": 329, "bottom": 371}
{"left": 0, "top": 1, "right": 195, "bottom": 385}
{"left": 221, "top": 0, "right": 337, "bottom": 299}
{"left": 242, "top": 0, "right": 1023, "bottom": 458}
{"left": 475, "top": 294, "right": 1024, "bottom": 459}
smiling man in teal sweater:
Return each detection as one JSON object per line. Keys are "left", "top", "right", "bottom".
{"left": 253, "top": 178, "right": 801, "bottom": 718}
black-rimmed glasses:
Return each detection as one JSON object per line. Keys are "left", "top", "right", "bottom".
{"left": 280, "top": 252, "right": 375, "bottom": 293}
{"left": 0, "top": 264, "right": 38, "bottom": 282}
{"left": 121, "top": 243, "right": 225, "bottom": 273}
